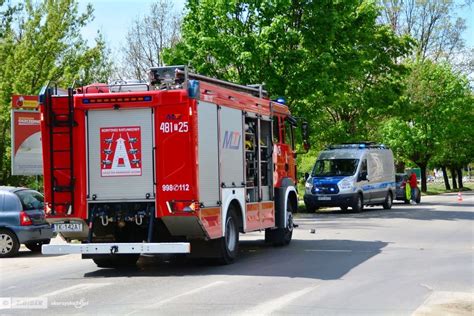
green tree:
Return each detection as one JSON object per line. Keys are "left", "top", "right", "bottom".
{"left": 0, "top": 0, "right": 113, "bottom": 186}
{"left": 381, "top": 60, "right": 472, "bottom": 192}
{"left": 164, "top": 0, "right": 412, "bottom": 146}
{"left": 430, "top": 91, "right": 474, "bottom": 190}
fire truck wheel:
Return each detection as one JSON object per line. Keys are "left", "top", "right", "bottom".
{"left": 216, "top": 206, "right": 239, "bottom": 264}
{"left": 265, "top": 201, "right": 293, "bottom": 246}
{"left": 25, "top": 239, "right": 50, "bottom": 252}
{"left": 92, "top": 254, "right": 140, "bottom": 268}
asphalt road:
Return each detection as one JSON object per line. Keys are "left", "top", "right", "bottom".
{"left": 1, "top": 192, "right": 473, "bottom": 315}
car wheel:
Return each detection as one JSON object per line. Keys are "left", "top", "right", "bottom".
{"left": 25, "top": 239, "right": 50, "bottom": 252}
{"left": 383, "top": 192, "right": 393, "bottom": 210}
{"left": 0, "top": 229, "right": 20, "bottom": 258}
{"left": 352, "top": 194, "right": 364, "bottom": 213}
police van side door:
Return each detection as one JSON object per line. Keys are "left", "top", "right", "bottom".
{"left": 357, "top": 158, "right": 371, "bottom": 203}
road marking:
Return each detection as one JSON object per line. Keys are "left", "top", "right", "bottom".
{"left": 126, "top": 281, "right": 226, "bottom": 315}
{"left": 240, "top": 284, "right": 320, "bottom": 316}
{"left": 42, "top": 283, "right": 111, "bottom": 297}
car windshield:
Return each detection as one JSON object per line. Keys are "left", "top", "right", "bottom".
{"left": 15, "top": 190, "right": 44, "bottom": 211}
{"left": 312, "top": 159, "right": 359, "bottom": 177}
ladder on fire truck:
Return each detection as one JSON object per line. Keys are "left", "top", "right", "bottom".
{"left": 43, "top": 86, "right": 75, "bottom": 215}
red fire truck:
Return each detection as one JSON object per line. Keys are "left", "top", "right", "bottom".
{"left": 40, "top": 66, "right": 308, "bottom": 267}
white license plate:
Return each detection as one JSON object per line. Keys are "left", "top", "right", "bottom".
{"left": 317, "top": 196, "right": 331, "bottom": 201}
{"left": 53, "top": 223, "right": 83, "bottom": 232}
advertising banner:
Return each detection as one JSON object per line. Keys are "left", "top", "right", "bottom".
{"left": 100, "top": 126, "right": 142, "bottom": 177}
{"left": 11, "top": 95, "right": 39, "bottom": 110}
{"left": 11, "top": 110, "right": 43, "bottom": 175}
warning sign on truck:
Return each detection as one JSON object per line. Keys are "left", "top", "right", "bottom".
{"left": 100, "top": 126, "right": 142, "bottom": 177}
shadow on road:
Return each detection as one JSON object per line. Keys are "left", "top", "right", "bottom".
{"left": 311, "top": 206, "right": 473, "bottom": 221}
{"left": 83, "top": 238, "right": 387, "bottom": 280}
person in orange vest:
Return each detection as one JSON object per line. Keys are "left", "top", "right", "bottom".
{"left": 409, "top": 171, "right": 418, "bottom": 205}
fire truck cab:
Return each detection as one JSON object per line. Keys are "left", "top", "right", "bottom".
{"left": 40, "top": 66, "right": 307, "bottom": 267}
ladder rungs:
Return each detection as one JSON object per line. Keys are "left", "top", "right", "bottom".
{"left": 52, "top": 131, "right": 71, "bottom": 135}
{"left": 53, "top": 186, "right": 73, "bottom": 192}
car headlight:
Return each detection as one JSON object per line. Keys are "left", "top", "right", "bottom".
{"left": 305, "top": 179, "right": 313, "bottom": 192}
{"left": 338, "top": 178, "right": 354, "bottom": 191}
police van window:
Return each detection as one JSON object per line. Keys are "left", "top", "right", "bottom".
{"left": 359, "top": 159, "right": 368, "bottom": 180}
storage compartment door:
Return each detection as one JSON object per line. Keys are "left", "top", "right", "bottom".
{"left": 87, "top": 108, "right": 154, "bottom": 201}
{"left": 198, "top": 102, "right": 219, "bottom": 207}
{"left": 219, "top": 107, "right": 244, "bottom": 188}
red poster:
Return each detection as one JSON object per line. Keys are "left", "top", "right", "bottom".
{"left": 11, "top": 95, "right": 39, "bottom": 109}
{"left": 11, "top": 110, "right": 42, "bottom": 175}
{"left": 100, "top": 126, "right": 142, "bottom": 177}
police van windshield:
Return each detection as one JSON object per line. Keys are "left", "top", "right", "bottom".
{"left": 312, "top": 159, "right": 359, "bottom": 177}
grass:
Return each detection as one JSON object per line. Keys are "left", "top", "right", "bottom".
{"left": 424, "top": 182, "right": 473, "bottom": 195}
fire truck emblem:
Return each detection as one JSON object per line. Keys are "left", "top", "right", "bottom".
{"left": 100, "top": 126, "right": 142, "bottom": 177}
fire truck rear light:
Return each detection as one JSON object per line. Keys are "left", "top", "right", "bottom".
{"left": 168, "top": 201, "right": 200, "bottom": 212}
{"left": 20, "top": 211, "right": 32, "bottom": 226}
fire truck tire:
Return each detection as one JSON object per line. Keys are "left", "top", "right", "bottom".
{"left": 265, "top": 201, "right": 293, "bottom": 246}
{"left": 215, "top": 206, "right": 239, "bottom": 264}
{"left": 92, "top": 254, "right": 139, "bottom": 268}
{"left": 25, "top": 239, "right": 50, "bottom": 252}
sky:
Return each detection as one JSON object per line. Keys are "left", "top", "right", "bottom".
{"left": 79, "top": 0, "right": 473, "bottom": 57}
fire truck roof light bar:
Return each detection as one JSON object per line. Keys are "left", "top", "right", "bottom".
{"left": 42, "top": 242, "right": 191, "bottom": 255}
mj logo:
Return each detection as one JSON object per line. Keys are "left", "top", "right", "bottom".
{"left": 222, "top": 131, "right": 241, "bottom": 150}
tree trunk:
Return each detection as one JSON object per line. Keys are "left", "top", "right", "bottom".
{"left": 450, "top": 168, "right": 458, "bottom": 190}
{"left": 457, "top": 168, "right": 463, "bottom": 189}
{"left": 420, "top": 164, "right": 427, "bottom": 193}
{"left": 441, "top": 166, "right": 451, "bottom": 190}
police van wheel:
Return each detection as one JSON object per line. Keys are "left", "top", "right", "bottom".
{"left": 383, "top": 192, "right": 393, "bottom": 210}
{"left": 352, "top": 194, "right": 364, "bottom": 213}
{"left": 216, "top": 206, "right": 239, "bottom": 265}
{"left": 305, "top": 204, "right": 319, "bottom": 213}
{"left": 265, "top": 201, "right": 294, "bottom": 246}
